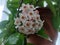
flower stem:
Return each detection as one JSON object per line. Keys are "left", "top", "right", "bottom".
{"left": 16, "top": 0, "right": 23, "bottom": 17}
{"left": 24, "top": 35, "right": 27, "bottom": 45}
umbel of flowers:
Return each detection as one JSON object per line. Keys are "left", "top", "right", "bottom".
{"left": 14, "top": 3, "right": 44, "bottom": 35}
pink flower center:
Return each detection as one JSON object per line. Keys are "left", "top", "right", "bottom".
{"left": 32, "top": 23, "right": 36, "bottom": 27}
{"left": 20, "top": 27, "right": 24, "bottom": 31}
{"left": 21, "top": 16, "right": 25, "bottom": 19}
{"left": 36, "top": 17, "right": 39, "bottom": 20}
{"left": 30, "top": 5, "right": 33, "bottom": 8}
{"left": 38, "top": 24, "right": 41, "bottom": 26}
{"left": 24, "top": 6, "right": 27, "bottom": 8}
{"left": 26, "top": 22, "right": 30, "bottom": 27}
{"left": 29, "top": 12, "right": 33, "bottom": 15}
{"left": 16, "top": 21, "right": 19, "bottom": 23}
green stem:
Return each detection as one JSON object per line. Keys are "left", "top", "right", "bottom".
{"left": 24, "top": 35, "right": 27, "bottom": 45}
{"left": 16, "top": 0, "right": 23, "bottom": 17}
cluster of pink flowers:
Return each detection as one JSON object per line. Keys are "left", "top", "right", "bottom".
{"left": 14, "top": 4, "right": 44, "bottom": 35}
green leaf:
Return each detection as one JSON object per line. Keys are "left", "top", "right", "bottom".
{"left": 6, "top": 15, "right": 16, "bottom": 33}
{"left": 7, "top": 0, "right": 19, "bottom": 15}
{"left": 0, "top": 39, "right": 2, "bottom": 45}
{"left": 36, "top": 0, "right": 44, "bottom": 7}
{"left": 0, "top": 31, "right": 5, "bottom": 38}
{"left": 52, "top": 16, "right": 59, "bottom": 30}
{"left": 37, "top": 28, "right": 49, "bottom": 39}
{"left": 5, "top": 33, "right": 20, "bottom": 45}
{"left": 6, "top": 22, "right": 15, "bottom": 33}
{"left": 0, "top": 27, "right": 16, "bottom": 45}
{"left": 0, "top": 20, "right": 8, "bottom": 29}
{"left": 16, "top": 34, "right": 25, "bottom": 45}
{"left": 23, "top": 0, "right": 33, "bottom": 4}
{"left": 0, "top": 29, "right": 7, "bottom": 38}
{"left": 45, "top": 0, "right": 56, "bottom": 16}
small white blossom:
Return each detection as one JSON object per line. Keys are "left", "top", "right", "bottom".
{"left": 34, "top": 10, "right": 39, "bottom": 14}
{"left": 31, "top": 22, "right": 36, "bottom": 28}
{"left": 35, "top": 21, "right": 44, "bottom": 30}
{"left": 19, "top": 14, "right": 28, "bottom": 23}
{"left": 24, "top": 21, "right": 32, "bottom": 28}
{"left": 28, "top": 4, "right": 35, "bottom": 11}
{"left": 14, "top": 18, "right": 21, "bottom": 26}
{"left": 18, "top": 26, "right": 27, "bottom": 34}
{"left": 20, "top": 3, "right": 28, "bottom": 12}
{"left": 27, "top": 11, "right": 34, "bottom": 20}
{"left": 26, "top": 28, "right": 36, "bottom": 35}
{"left": 34, "top": 14, "right": 40, "bottom": 21}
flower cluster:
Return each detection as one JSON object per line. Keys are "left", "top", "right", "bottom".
{"left": 14, "top": 4, "right": 44, "bottom": 35}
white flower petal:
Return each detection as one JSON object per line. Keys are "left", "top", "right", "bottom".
{"left": 15, "top": 26, "right": 19, "bottom": 29}
{"left": 26, "top": 28, "right": 36, "bottom": 35}
{"left": 14, "top": 18, "right": 21, "bottom": 25}
{"left": 19, "top": 14, "right": 28, "bottom": 22}
{"left": 18, "top": 26, "right": 27, "bottom": 34}
{"left": 24, "top": 21, "right": 32, "bottom": 28}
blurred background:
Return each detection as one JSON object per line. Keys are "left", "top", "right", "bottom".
{"left": 0, "top": 0, "right": 60, "bottom": 45}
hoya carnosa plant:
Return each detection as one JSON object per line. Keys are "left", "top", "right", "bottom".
{"left": 14, "top": 3, "right": 44, "bottom": 35}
